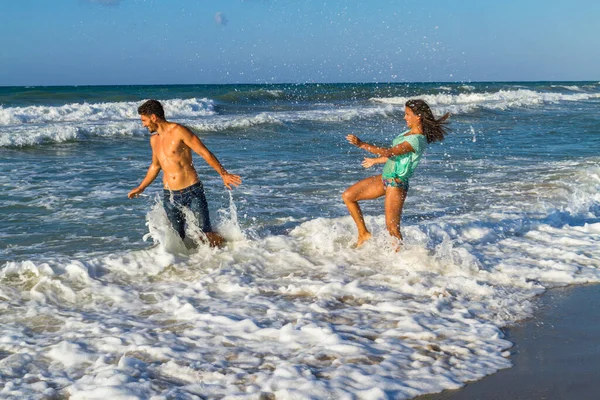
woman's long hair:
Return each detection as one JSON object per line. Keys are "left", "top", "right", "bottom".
{"left": 405, "top": 99, "right": 450, "bottom": 143}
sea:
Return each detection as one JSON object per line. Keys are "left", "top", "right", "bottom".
{"left": 1, "top": 82, "right": 599, "bottom": 399}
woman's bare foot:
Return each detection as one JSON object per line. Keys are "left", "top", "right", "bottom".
{"left": 352, "top": 231, "right": 372, "bottom": 248}
{"left": 390, "top": 236, "right": 404, "bottom": 252}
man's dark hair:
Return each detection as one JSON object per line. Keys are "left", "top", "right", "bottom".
{"left": 138, "top": 99, "right": 165, "bottom": 120}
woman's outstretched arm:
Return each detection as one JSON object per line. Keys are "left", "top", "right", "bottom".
{"left": 346, "top": 134, "right": 415, "bottom": 157}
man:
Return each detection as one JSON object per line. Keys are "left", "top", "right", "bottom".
{"left": 128, "top": 99, "right": 241, "bottom": 247}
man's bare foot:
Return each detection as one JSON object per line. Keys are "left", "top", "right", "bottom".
{"left": 206, "top": 232, "right": 227, "bottom": 248}
{"left": 352, "top": 232, "right": 372, "bottom": 248}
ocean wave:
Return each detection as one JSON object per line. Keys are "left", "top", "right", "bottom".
{"left": 551, "top": 84, "right": 584, "bottom": 91}
{"left": 554, "top": 162, "right": 600, "bottom": 216}
{"left": 371, "top": 89, "right": 600, "bottom": 114}
{"left": 0, "top": 98, "right": 215, "bottom": 126}
{"left": 218, "top": 89, "right": 285, "bottom": 103}
{"left": 0, "top": 104, "right": 397, "bottom": 147}
{"left": 0, "top": 122, "right": 145, "bottom": 147}
{"left": 215, "top": 84, "right": 418, "bottom": 104}
{"left": 3, "top": 87, "right": 599, "bottom": 148}
{"left": 185, "top": 105, "right": 397, "bottom": 132}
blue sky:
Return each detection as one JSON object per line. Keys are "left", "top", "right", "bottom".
{"left": 1, "top": 0, "right": 598, "bottom": 86}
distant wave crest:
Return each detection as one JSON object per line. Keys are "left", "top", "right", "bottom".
{"left": 0, "top": 98, "right": 215, "bottom": 126}
{"left": 0, "top": 122, "right": 145, "bottom": 147}
{"left": 218, "top": 89, "right": 285, "bottom": 103}
{"left": 186, "top": 106, "right": 396, "bottom": 132}
{"left": 0, "top": 104, "right": 398, "bottom": 147}
{"left": 3, "top": 87, "right": 599, "bottom": 147}
{"left": 371, "top": 89, "right": 600, "bottom": 114}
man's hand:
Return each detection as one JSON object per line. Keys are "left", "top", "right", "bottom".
{"left": 128, "top": 187, "right": 144, "bottom": 199}
{"left": 221, "top": 173, "right": 242, "bottom": 190}
{"left": 346, "top": 134, "right": 363, "bottom": 147}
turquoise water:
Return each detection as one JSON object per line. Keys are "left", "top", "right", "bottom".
{"left": 1, "top": 82, "right": 599, "bottom": 398}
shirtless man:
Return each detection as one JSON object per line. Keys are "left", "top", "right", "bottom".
{"left": 128, "top": 99, "right": 241, "bottom": 247}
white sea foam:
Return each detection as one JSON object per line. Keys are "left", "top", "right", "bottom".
{"left": 3, "top": 86, "right": 599, "bottom": 148}
{"left": 1, "top": 163, "right": 599, "bottom": 398}
{"left": 0, "top": 97, "right": 217, "bottom": 147}
{"left": 551, "top": 85, "right": 583, "bottom": 91}
{"left": 0, "top": 98, "right": 215, "bottom": 126}
{"left": 265, "top": 89, "right": 285, "bottom": 97}
{"left": 0, "top": 101, "right": 395, "bottom": 147}
{"left": 187, "top": 112, "right": 284, "bottom": 132}
{"left": 0, "top": 121, "right": 144, "bottom": 147}
{"left": 371, "top": 89, "right": 600, "bottom": 114}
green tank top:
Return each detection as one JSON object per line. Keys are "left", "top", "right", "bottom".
{"left": 381, "top": 130, "right": 427, "bottom": 182}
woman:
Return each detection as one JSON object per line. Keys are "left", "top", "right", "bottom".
{"left": 342, "top": 99, "right": 450, "bottom": 248}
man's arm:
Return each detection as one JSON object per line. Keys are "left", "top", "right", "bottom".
{"left": 180, "top": 126, "right": 242, "bottom": 189}
{"left": 128, "top": 138, "right": 161, "bottom": 198}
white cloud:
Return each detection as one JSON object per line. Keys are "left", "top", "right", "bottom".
{"left": 215, "top": 12, "right": 228, "bottom": 26}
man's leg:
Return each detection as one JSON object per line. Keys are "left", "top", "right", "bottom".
{"left": 341, "top": 175, "right": 385, "bottom": 247}
{"left": 163, "top": 195, "right": 186, "bottom": 239}
{"left": 188, "top": 183, "right": 225, "bottom": 248}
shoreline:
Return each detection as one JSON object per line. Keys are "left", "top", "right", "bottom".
{"left": 416, "top": 283, "right": 600, "bottom": 400}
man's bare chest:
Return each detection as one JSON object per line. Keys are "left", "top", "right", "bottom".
{"left": 155, "top": 136, "right": 189, "bottom": 163}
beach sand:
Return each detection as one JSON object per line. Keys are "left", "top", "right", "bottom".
{"left": 416, "top": 283, "right": 600, "bottom": 400}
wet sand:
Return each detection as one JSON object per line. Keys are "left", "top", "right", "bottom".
{"left": 416, "top": 284, "right": 600, "bottom": 400}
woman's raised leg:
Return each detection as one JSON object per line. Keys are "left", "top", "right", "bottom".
{"left": 342, "top": 175, "right": 385, "bottom": 247}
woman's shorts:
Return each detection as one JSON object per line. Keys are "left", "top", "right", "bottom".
{"left": 382, "top": 177, "right": 409, "bottom": 191}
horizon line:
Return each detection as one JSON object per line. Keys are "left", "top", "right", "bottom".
{"left": 1, "top": 79, "right": 599, "bottom": 89}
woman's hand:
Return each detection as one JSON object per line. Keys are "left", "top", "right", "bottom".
{"left": 362, "top": 157, "right": 389, "bottom": 168}
{"left": 361, "top": 157, "right": 378, "bottom": 168}
{"left": 346, "top": 134, "right": 363, "bottom": 147}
